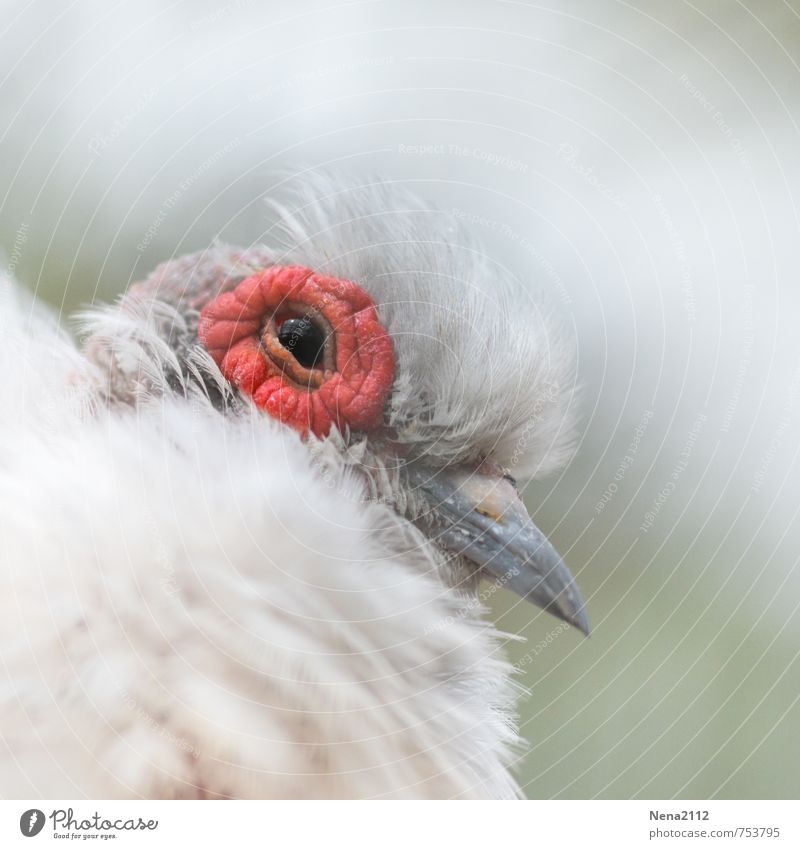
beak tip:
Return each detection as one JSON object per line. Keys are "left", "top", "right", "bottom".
{"left": 569, "top": 606, "right": 591, "bottom": 637}
{"left": 555, "top": 582, "right": 590, "bottom": 637}
{"left": 405, "top": 460, "right": 592, "bottom": 637}
{"left": 544, "top": 588, "right": 590, "bottom": 636}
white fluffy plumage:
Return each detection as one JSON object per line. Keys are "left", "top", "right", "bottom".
{"left": 0, "top": 179, "right": 577, "bottom": 798}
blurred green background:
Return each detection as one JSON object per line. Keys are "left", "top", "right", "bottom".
{"left": 2, "top": 0, "right": 798, "bottom": 798}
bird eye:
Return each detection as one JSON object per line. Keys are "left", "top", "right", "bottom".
{"left": 277, "top": 317, "right": 325, "bottom": 369}
{"left": 198, "top": 265, "right": 395, "bottom": 438}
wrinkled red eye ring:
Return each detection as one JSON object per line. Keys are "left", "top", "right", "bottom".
{"left": 197, "top": 265, "right": 395, "bottom": 438}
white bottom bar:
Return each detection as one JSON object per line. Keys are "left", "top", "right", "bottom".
{"left": 1, "top": 800, "right": 796, "bottom": 848}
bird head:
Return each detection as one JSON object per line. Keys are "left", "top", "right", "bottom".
{"left": 88, "top": 176, "right": 588, "bottom": 634}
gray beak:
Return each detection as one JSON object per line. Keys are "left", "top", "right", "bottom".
{"left": 405, "top": 461, "right": 589, "bottom": 635}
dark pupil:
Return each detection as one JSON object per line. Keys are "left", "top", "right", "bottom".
{"left": 278, "top": 317, "right": 326, "bottom": 369}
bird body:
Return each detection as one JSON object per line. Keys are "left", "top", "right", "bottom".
{"left": 0, "top": 178, "right": 584, "bottom": 798}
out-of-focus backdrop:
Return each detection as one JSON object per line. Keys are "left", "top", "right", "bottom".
{"left": 1, "top": 0, "right": 798, "bottom": 799}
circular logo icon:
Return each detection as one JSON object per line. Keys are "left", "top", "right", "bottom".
{"left": 19, "top": 809, "right": 46, "bottom": 837}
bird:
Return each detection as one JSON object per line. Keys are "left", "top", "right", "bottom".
{"left": 0, "top": 174, "right": 587, "bottom": 799}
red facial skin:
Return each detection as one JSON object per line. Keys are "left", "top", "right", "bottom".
{"left": 198, "top": 266, "right": 395, "bottom": 438}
